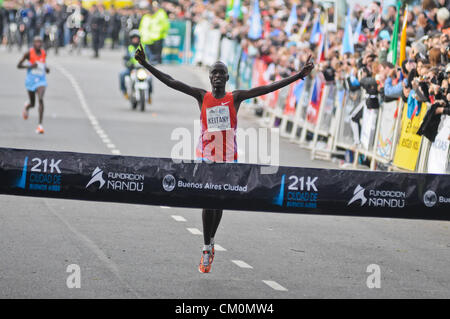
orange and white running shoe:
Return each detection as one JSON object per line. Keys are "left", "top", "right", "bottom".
{"left": 198, "top": 250, "right": 213, "bottom": 273}
{"left": 211, "top": 244, "right": 215, "bottom": 264}
{"left": 36, "top": 125, "right": 44, "bottom": 134}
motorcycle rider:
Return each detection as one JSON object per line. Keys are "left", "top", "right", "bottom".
{"left": 119, "top": 29, "right": 152, "bottom": 103}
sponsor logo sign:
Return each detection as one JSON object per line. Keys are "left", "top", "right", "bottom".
{"left": 273, "top": 174, "right": 319, "bottom": 208}
{"left": 86, "top": 167, "right": 144, "bottom": 192}
{"left": 14, "top": 157, "right": 62, "bottom": 192}
{"left": 348, "top": 185, "right": 405, "bottom": 208}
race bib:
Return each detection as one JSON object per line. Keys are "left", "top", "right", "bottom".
{"left": 31, "top": 62, "right": 45, "bottom": 76}
{"left": 206, "top": 105, "right": 231, "bottom": 132}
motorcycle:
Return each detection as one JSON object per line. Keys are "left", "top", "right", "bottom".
{"left": 125, "top": 66, "right": 152, "bottom": 112}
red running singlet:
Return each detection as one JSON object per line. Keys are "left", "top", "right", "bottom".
{"left": 196, "top": 91, "right": 237, "bottom": 162}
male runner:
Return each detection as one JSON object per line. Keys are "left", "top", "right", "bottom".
{"left": 135, "top": 44, "right": 314, "bottom": 273}
{"left": 17, "top": 36, "right": 50, "bottom": 134}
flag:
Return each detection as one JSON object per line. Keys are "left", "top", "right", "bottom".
{"left": 342, "top": 8, "right": 354, "bottom": 55}
{"left": 399, "top": 6, "right": 408, "bottom": 67}
{"left": 248, "top": 0, "right": 262, "bottom": 40}
{"left": 297, "top": 12, "right": 311, "bottom": 38}
{"left": 353, "top": 16, "right": 364, "bottom": 43}
{"left": 293, "top": 80, "right": 305, "bottom": 104}
{"left": 373, "top": 3, "right": 383, "bottom": 41}
{"left": 231, "top": 0, "right": 242, "bottom": 19}
{"left": 284, "top": 4, "right": 298, "bottom": 36}
{"left": 226, "top": 0, "right": 233, "bottom": 18}
{"left": 316, "top": 16, "right": 328, "bottom": 62}
{"left": 284, "top": 83, "right": 297, "bottom": 115}
{"left": 309, "top": 14, "right": 321, "bottom": 44}
{"left": 307, "top": 75, "right": 324, "bottom": 124}
{"left": 387, "top": 1, "right": 401, "bottom": 65}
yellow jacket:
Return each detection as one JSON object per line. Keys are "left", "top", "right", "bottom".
{"left": 139, "top": 9, "right": 170, "bottom": 45}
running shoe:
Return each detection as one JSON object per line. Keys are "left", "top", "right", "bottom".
{"left": 198, "top": 250, "right": 213, "bottom": 273}
{"left": 36, "top": 125, "right": 44, "bottom": 134}
{"left": 211, "top": 244, "right": 215, "bottom": 264}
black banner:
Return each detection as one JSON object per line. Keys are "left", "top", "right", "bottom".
{"left": 0, "top": 147, "right": 449, "bottom": 220}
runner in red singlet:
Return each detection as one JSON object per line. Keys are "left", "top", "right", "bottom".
{"left": 135, "top": 44, "right": 314, "bottom": 273}
{"left": 17, "top": 36, "right": 50, "bottom": 134}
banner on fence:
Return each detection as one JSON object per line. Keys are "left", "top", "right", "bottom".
{"left": 162, "top": 20, "right": 187, "bottom": 64}
{"left": 376, "top": 100, "right": 398, "bottom": 159}
{"left": 360, "top": 106, "right": 378, "bottom": 151}
{"left": 393, "top": 102, "right": 427, "bottom": 171}
{"left": 427, "top": 115, "right": 450, "bottom": 174}
{"left": 192, "top": 20, "right": 209, "bottom": 64}
{"left": 1, "top": 148, "right": 449, "bottom": 220}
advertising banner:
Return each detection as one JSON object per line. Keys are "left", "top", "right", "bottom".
{"left": 427, "top": 115, "right": 450, "bottom": 174}
{"left": 376, "top": 100, "right": 398, "bottom": 159}
{"left": 393, "top": 102, "right": 427, "bottom": 171}
{"left": 1, "top": 148, "right": 449, "bottom": 220}
{"left": 360, "top": 106, "right": 378, "bottom": 151}
{"left": 162, "top": 20, "right": 187, "bottom": 65}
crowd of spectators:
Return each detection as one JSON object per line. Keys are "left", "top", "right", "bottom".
{"left": 2, "top": 0, "right": 450, "bottom": 143}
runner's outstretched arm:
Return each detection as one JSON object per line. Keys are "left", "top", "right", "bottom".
{"left": 233, "top": 55, "right": 314, "bottom": 105}
{"left": 135, "top": 43, "right": 205, "bottom": 104}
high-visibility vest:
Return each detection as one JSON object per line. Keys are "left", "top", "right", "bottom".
{"left": 138, "top": 9, "right": 170, "bottom": 45}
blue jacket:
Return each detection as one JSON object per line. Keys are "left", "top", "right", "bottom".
{"left": 384, "top": 77, "right": 406, "bottom": 98}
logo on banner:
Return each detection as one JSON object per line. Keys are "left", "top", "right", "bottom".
{"left": 423, "top": 190, "right": 437, "bottom": 207}
{"left": 273, "top": 174, "right": 319, "bottom": 208}
{"left": 348, "top": 185, "right": 367, "bottom": 206}
{"left": 13, "top": 157, "right": 62, "bottom": 192}
{"left": 348, "top": 185, "right": 405, "bottom": 208}
{"left": 86, "top": 167, "right": 144, "bottom": 192}
{"left": 423, "top": 189, "right": 450, "bottom": 207}
{"left": 86, "top": 167, "right": 105, "bottom": 189}
{"left": 162, "top": 174, "right": 176, "bottom": 192}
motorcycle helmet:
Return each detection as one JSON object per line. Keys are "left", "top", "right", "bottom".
{"left": 129, "top": 30, "right": 141, "bottom": 40}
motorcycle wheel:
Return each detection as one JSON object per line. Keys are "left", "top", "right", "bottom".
{"left": 139, "top": 90, "right": 146, "bottom": 112}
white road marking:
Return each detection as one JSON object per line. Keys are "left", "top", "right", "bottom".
{"left": 43, "top": 199, "right": 141, "bottom": 298}
{"left": 171, "top": 215, "right": 186, "bottom": 222}
{"left": 214, "top": 244, "right": 226, "bottom": 251}
{"left": 232, "top": 260, "right": 253, "bottom": 269}
{"left": 54, "top": 63, "right": 121, "bottom": 156}
{"left": 262, "top": 280, "right": 288, "bottom": 291}
{"left": 160, "top": 206, "right": 171, "bottom": 209}
{"left": 187, "top": 228, "right": 202, "bottom": 235}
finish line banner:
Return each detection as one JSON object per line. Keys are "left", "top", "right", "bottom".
{"left": 0, "top": 148, "right": 449, "bottom": 220}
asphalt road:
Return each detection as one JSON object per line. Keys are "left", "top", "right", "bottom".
{"left": 0, "top": 47, "right": 449, "bottom": 299}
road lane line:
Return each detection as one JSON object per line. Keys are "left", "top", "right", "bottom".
{"left": 53, "top": 63, "right": 121, "bottom": 156}
{"left": 171, "top": 215, "right": 186, "bottom": 222}
{"left": 187, "top": 228, "right": 202, "bottom": 235}
{"left": 160, "top": 206, "right": 171, "bottom": 209}
{"left": 231, "top": 260, "right": 253, "bottom": 269}
{"left": 43, "top": 199, "right": 141, "bottom": 298}
{"left": 214, "top": 244, "right": 226, "bottom": 251}
{"left": 262, "top": 280, "right": 288, "bottom": 291}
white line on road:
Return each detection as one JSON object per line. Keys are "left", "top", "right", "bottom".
{"left": 231, "top": 260, "right": 253, "bottom": 269}
{"left": 171, "top": 215, "right": 186, "bottom": 222}
{"left": 187, "top": 228, "right": 202, "bottom": 235}
{"left": 53, "top": 62, "right": 121, "bottom": 156}
{"left": 43, "top": 199, "right": 141, "bottom": 298}
{"left": 262, "top": 280, "right": 288, "bottom": 291}
{"left": 214, "top": 244, "right": 226, "bottom": 251}
{"left": 160, "top": 206, "right": 171, "bottom": 209}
